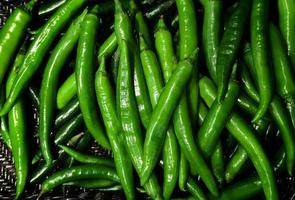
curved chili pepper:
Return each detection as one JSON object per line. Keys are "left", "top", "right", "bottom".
{"left": 76, "top": 12, "right": 111, "bottom": 149}
{"left": 269, "top": 23, "right": 295, "bottom": 129}
{"left": 39, "top": 165, "right": 120, "bottom": 197}
{"left": 0, "top": 0, "right": 87, "bottom": 116}
{"left": 59, "top": 145, "right": 115, "bottom": 168}
{"left": 200, "top": 76, "right": 278, "bottom": 200}
{"left": 250, "top": 0, "right": 273, "bottom": 122}
{"left": 39, "top": 10, "right": 87, "bottom": 166}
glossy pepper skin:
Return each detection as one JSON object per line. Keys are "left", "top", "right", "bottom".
{"left": 216, "top": 0, "right": 251, "bottom": 100}
{"left": 244, "top": 45, "right": 295, "bottom": 175}
{"left": 140, "top": 59, "right": 193, "bottom": 186}
{"left": 39, "top": 11, "right": 87, "bottom": 166}
{"left": 278, "top": 0, "right": 295, "bottom": 70}
{"left": 0, "top": 0, "right": 35, "bottom": 87}
{"left": 250, "top": 0, "right": 273, "bottom": 122}
{"left": 56, "top": 32, "right": 118, "bottom": 110}
{"left": 95, "top": 58, "right": 135, "bottom": 200}
{"left": 76, "top": 12, "right": 111, "bottom": 150}
{"left": 6, "top": 45, "right": 28, "bottom": 200}
{"left": 59, "top": 145, "right": 115, "bottom": 168}
{"left": 201, "top": 0, "right": 222, "bottom": 81}
{"left": 198, "top": 74, "right": 240, "bottom": 158}
{"left": 114, "top": 1, "right": 162, "bottom": 199}
{"left": 40, "top": 165, "right": 120, "bottom": 196}
{"left": 140, "top": 35, "right": 179, "bottom": 200}
{"left": 269, "top": 23, "right": 295, "bottom": 129}
{"left": 0, "top": 0, "right": 87, "bottom": 116}
{"left": 200, "top": 76, "right": 278, "bottom": 200}
{"left": 154, "top": 18, "right": 179, "bottom": 200}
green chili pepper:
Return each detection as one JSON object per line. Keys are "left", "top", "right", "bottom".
{"left": 278, "top": 0, "right": 295, "bottom": 69}
{"left": 6, "top": 46, "right": 28, "bottom": 200}
{"left": 216, "top": 0, "right": 251, "bottom": 100}
{"left": 39, "top": 165, "right": 120, "bottom": 197}
{"left": 201, "top": 0, "right": 222, "bottom": 81}
{"left": 199, "top": 76, "right": 278, "bottom": 200}
{"left": 139, "top": 35, "right": 178, "bottom": 200}
{"left": 0, "top": 0, "right": 87, "bottom": 116}
{"left": 269, "top": 23, "right": 295, "bottom": 129}
{"left": 59, "top": 145, "right": 115, "bottom": 168}
{"left": 198, "top": 66, "right": 240, "bottom": 158}
{"left": 0, "top": 0, "right": 36, "bottom": 88}
{"left": 76, "top": 12, "right": 111, "bottom": 150}
{"left": 250, "top": 0, "right": 273, "bottom": 122}
{"left": 95, "top": 57, "right": 135, "bottom": 200}
{"left": 130, "top": 1, "right": 153, "bottom": 48}
{"left": 56, "top": 73, "right": 77, "bottom": 109}
{"left": 115, "top": 0, "right": 153, "bottom": 130}
{"left": 243, "top": 45, "right": 295, "bottom": 175}
{"left": 57, "top": 31, "right": 118, "bottom": 110}
{"left": 139, "top": 58, "right": 194, "bottom": 185}
{"left": 39, "top": 10, "right": 87, "bottom": 166}
{"left": 115, "top": 2, "right": 162, "bottom": 197}
{"left": 154, "top": 19, "right": 179, "bottom": 198}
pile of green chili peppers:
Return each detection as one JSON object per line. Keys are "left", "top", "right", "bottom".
{"left": 0, "top": 0, "right": 294, "bottom": 199}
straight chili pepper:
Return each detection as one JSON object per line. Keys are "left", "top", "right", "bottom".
{"left": 115, "top": 2, "right": 162, "bottom": 197}
{"left": 95, "top": 57, "right": 135, "bottom": 200}
{"left": 139, "top": 35, "right": 178, "bottom": 200}
{"left": 65, "top": 179, "right": 118, "bottom": 189}
{"left": 278, "top": 0, "right": 295, "bottom": 69}
{"left": 0, "top": 0, "right": 87, "bottom": 116}
{"left": 201, "top": 0, "right": 222, "bottom": 81}
{"left": 75, "top": 11, "right": 111, "bottom": 149}
{"left": 250, "top": 0, "right": 273, "bottom": 122}
{"left": 39, "top": 10, "right": 87, "bottom": 166}
{"left": 0, "top": 0, "right": 36, "bottom": 87}
{"left": 6, "top": 46, "right": 28, "bottom": 200}
{"left": 175, "top": 0, "right": 199, "bottom": 126}
{"left": 153, "top": 17, "right": 189, "bottom": 192}
{"left": 198, "top": 67, "right": 240, "bottom": 158}
{"left": 216, "top": 0, "right": 251, "bottom": 100}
